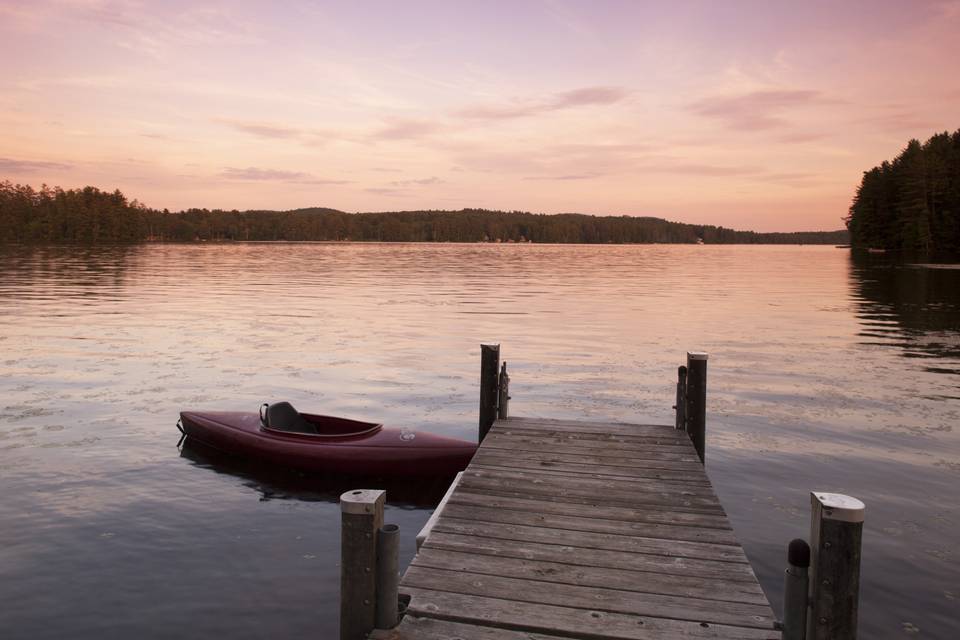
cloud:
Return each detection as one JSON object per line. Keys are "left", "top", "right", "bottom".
{"left": 0, "top": 157, "right": 71, "bottom": 172}
{"left": 294, "top": 177, "right": 352, "bottom": 186}
{"left": 456, "top": 85, "right": 630, "bottom": 121}
{"left": 689, "top": 89, "right": 830, "bottom": 130}
{"left": 552, "top": 86, "right": 629, "bottom": 108}
{"left": 523, "top": 174, "right": 600, "bottom": 181}
{"left": 389, "top": 176, "right": 442, "bottom": 186}
{"left": 219, "top": 167, "right": 349, "bottom": 185}
{"left": 647, "top": 163, "right": 759, "bottom": 176}
{"left": 221, "top": 167, "right": 308, "bottom": 181}
{"left": 370, "top": 118, "right": 443, "bottom": 140}
{"left": 753, "top": 172, "right": 824, "bottom": 188}
{"left": 221, "top": 120, "right": 302, "bottom": 139}
{"left": 364, "top": 187, "right": 410, "bottom": 197}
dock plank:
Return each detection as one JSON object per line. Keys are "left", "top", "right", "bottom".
{"left": 400, "top": 588, "right": 781, "bottom": 640}
{"left": 423, "top": 530, "right": 754, "bottom": 577}
{"left": 436, "top": 502, "right": 740, "bottom": 545}
{"left": 386, "top": 417, "right": 779, "bottom": 639}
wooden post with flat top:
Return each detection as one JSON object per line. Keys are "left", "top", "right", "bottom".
{"left": 685, "top": 351, "right": 708, "bottom": 463}
{"left": 674, "top": 365, "right": 687, "bottom": 430}
{"left": 807, "top": 492, "right": 865, "bottom": 640}
{"left": 340, "top": 489, "right": 385, "bottom": 640}
{"left": 478, "top": 344, "right": 500, "bottom": 442}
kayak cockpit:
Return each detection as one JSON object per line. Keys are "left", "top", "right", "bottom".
{"left": 260, "top": 402, "right": 381, "bottom": 438}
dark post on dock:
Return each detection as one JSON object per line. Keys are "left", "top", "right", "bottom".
{"left": 478, "top": 343, "right": 500, "bottom": 442}
{"left": 674, "top": 364, "right": 687, "bottom": 430}
{"left": 685, "top": 351, "right": 708, "bottom": 463}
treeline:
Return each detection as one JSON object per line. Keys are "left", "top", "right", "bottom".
{"left": 0, "top": 182, "right": 153, "bottom": 243}
{"left": 846, "top": 129, "right": 960, "bottom": 254}
{"left": 1, "top": 180, "right": 848, "bottom": 244}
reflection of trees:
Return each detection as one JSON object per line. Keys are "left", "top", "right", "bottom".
{"left": 850, "top": 253, "right": 960, "bottom": 367}
{"left": 179, "top": 439, "right": 453, "bottom": 507}
{"left": 0, "top": 245, "right": 136, "bottom": 299}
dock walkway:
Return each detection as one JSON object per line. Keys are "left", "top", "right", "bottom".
{"left": 373, "top": 416, "right": 780, "bottom": 639}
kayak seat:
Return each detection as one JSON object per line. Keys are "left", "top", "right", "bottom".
{"left": 264, "top": 402, "right": 317, "bottom": 434}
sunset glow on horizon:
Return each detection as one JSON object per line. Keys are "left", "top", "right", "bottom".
{"left": 2, "top": 0, "right": 959, "bottom": 231}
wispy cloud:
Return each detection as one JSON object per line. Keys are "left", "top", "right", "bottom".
{"left": 370, "top": 118, "right": 443, "bottom": 140}
{"left": 689, "top": 89, "right": 830, "bottom": 130}
{"left": 221, "top": 167, "right": 308, "bottom": 181}
{"left": 457, "top": 85, "right": 630, "bottom": 121}
{"left": 390, "top": 176, "right": 442, "bottom": 186}
{"left": 220, "top": 167, "right": 349, "bottom": 185}
{"left": 523, "top": 173, "right": 601, "bottom": 181}
{"left": 364, "top": 187, "right": 410, "bottom": 197}
{"left": 0, "top": 157, "right": 71, "bottom": 172}
{"left": 220, "top": 119, "right": 302, "bottom": 139}
{"left": 644, "top": 162, "right": 760, "bottom": 177}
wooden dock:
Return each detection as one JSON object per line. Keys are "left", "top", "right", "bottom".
{"left": 372, "top": 416, "right": 781, "bottom": 640}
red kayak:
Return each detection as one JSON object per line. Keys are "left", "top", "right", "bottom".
{"left": 178, "top": 402, "right": 476, "bottom": 477}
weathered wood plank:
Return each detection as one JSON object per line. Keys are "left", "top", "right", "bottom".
{"left": 456, "top": 479, "right": 726, "bottom": 517}
{"left": 460, "top": 469, "right": 725, "bottom": 514}
{"left": 474, "top": 444, "right": 706, "bottom": 472}
{"left": 400, "top": 576, "right": 778, "bottom": 633}
{"left": 482, "top": 433, "right": 703, "bottom": 461}
{"left": 422, "top": 527, "right": 756, "bottom": 582}
{"left": 439, "top": 502, "right": 739, "bottom": 545}
{"left": 400, "top": 588, "right": 781, "bottom": 639}
{"left": 505, "top": 417, "right": 675, "bottom": 430}
{"left": 497, "top": 427, "right": 695, "bottom": 448}
{"left": 412, "top": 547, "right": 770, "bottom": 604}
{"left": 464, "top": 466, "right": 720, "bottom": 500}
{"left": 472, "top": 450, "right": 711, "bottom": 484}
{"left": 447, "top": 490, "right": 734, "bottom": 531}
{"left": 370, "top": 616, "right": 571, "bottom": 640}
{"left": 500, "top": 418, "right": 685, "bottom": 438}
{"left": 470, "top": 461, "right": 712, "bottom": 487}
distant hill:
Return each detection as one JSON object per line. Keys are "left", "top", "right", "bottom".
{"left": 0, "top": 181, "right": 848, "bottom": 244}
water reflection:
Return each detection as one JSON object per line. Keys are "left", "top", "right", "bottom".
{"left": 850, "top": 253, "right": 960, "bottom": 375}
{"left": 2, "top": 244, "right": 958, "bottom": 639}
{"left": 179, "top": 439, "right": 453, "bottom": 507}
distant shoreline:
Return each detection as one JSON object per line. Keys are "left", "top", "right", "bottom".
{"left": 0, "top": 181, "right": 849, "bottom": 246}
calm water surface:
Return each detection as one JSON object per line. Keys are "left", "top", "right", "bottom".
{"left": 0, "top": 244, "right": 957, "bottom": 638}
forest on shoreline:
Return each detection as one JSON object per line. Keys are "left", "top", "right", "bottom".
{"left": 846, "top": 129, "right": 960, "bottom": 254}
{"left": 0, "top": 181, "right": 846, "bottom": 245}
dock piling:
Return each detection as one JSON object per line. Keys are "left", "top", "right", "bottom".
{"left": 807, "top": 492, "right": 865, "bottom": 640}
{"left": 685, "top": 352, "right": 708, "bottom": 463}
{"left": 375, "top": 524, "right": 400, "bottom": 630}
{"left": 339, "top": 489, "right": 385, "bottom": 640}
{"left": 783, "top": 538, "right": 811, "bottom": 640}
{"left": 497, "top": 361, "right": 510, "bottom": 420}
{"left": 674, "top": 365, "right": 687, "bottom": 430}
{"left": 478, "top": 343, "right": 500, "bottom": 442}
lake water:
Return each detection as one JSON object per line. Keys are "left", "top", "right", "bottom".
{"left": 0, "top": 243, "right": 957, "bottom": 638}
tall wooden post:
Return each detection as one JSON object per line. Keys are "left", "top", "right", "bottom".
{"left": 478, "top": 344, "right": 500, "bottom": 442}
{"left": 497, "top": 361, "right": 510, "bottom": 420}
{"left": 807, "top": 492, "right": 865, "bottom": 640}
{"left": 340, "top": 489, "right": 385, "bottom": 640}
{"left": 674, "top": 365, "right": 687, "bottom": 430}
{"left": 375, "top": 524, "right": 400, "bottom": 630}
{"left": 685, "top": 352, "right": 708, "bottom": 463}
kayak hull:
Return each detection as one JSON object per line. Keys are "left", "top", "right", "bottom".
{"left": 179, "top": 411, "right": 476, "bottom": 476}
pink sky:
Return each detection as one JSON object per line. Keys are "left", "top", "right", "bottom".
{"left": 2, "top": 0, "right": 959, "bottom": 231}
